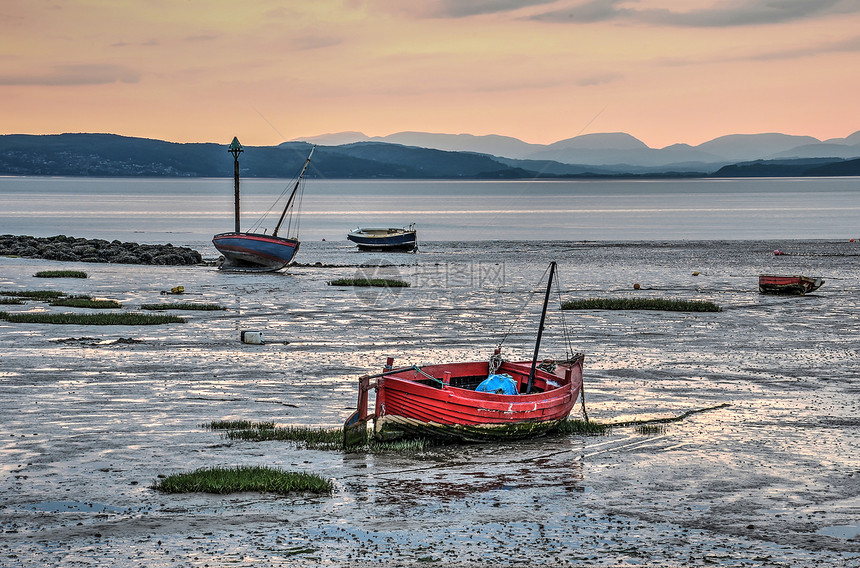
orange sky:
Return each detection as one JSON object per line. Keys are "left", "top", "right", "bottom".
{"left": 2, "top": 0, "right": 859, "bottom": 149}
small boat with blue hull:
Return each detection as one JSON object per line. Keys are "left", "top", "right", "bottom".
{"left": 213, "top": 139, "right": 314, "bottom": 271}
{"left": 347, "top": 224, "right": 417, "bottom": 251}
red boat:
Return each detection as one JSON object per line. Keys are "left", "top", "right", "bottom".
{"left": 343, "top": 261, "right": 586, "bottom": 445}
{"left": 759, "top": 274, "right": 824, "bottom": 295}
{"left": 345, "top": 355, "right": 583, "bottom": 444}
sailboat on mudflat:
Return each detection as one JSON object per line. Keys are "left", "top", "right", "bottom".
{"left": 212, "top": 138, "right": 314, "bottom": 271}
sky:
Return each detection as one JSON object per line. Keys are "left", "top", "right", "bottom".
{"left": 2, "top": 0, "right": 859, "bottom": 149}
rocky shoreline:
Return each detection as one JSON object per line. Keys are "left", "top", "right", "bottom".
{"left": 0, "top": 234, "right": 203, "bottom": 265}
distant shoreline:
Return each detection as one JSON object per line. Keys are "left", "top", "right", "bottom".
{"left": 1, "top": 133, "right": 858, "bottom": 179}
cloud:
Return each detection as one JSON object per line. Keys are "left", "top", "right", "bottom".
{"left": 0, "top": 64, "right": 140, "bottom": 86}
{"left": 531, "top": 0, "right": 626, "bottom": 23}
{"left": 380, "top": 0, "right": 556, "bottom": 18}
{"left": 429, "top": 0, "right": 554, "bottom": 17}
{"left": 744, "top": 33, "right": 860, "bottom": 60}
{"left": 291, "top": 34, "right": 344, "bottom": 51}
{"left": 531, "top": 0, "right": 860, "bottom": 28}
{"left": 185, "top": 33, "right": 220, "bottom": 42}
{"left": 576, "top": 72, "right": 623, "bottom": 87}
{"left": 657, "top": 33, "right": 860, "bottom": 65}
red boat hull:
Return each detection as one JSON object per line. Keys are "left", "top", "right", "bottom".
{"left": 759, "top": 274, "right": 824, "bottom": 295}
{"left": 365, "top": 357, "right": 583, "bottom": 442}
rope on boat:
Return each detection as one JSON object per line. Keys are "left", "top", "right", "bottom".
{"left": 579, "top": 382, "right": 589, "bottom": 423}
{"left": 412, "top": 365, "right": 444, "bottom": 384}
{"left": 488, "top": 351, "right": 504, "bottom": 376}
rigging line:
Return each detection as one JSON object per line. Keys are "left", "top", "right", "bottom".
{"left": 553, "top": 267, "right": 575, "bottom": 358}
{"left": 253, "top": 107, "right": 289, "bottom": 143}
{"left": 247, "top": 106, "right": 294, "bottom": 234}
{"left": 291, "top": 180, "right": 305, "bottom": 237}
{"left": 247, "top": 178, "right": 297, "bottom": 233}
{"left": 576, "top": 106, "right": 606, "bottom": 137}
{"left": 246, "top": 107, "right": 317, "bottom": 235}
{"left": 497, "top": 263, "right": 553, "bottom": 349}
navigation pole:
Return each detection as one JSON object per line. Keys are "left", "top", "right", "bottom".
{"left": 228, "top": 137, "right": 243, "bottom": 233}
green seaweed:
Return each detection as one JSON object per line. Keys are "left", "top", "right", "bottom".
{"left": 49, "top": 296, "right": 121, "bottom": 309}
{"left": 636, "top": 424, "right": 667, "bottom": 435}
{"left": 151, "top": 465, "right": 332, "bottom": 495}
{"left": 0, "top": 312, "right": 184, "bottom": 325}
{"left": 328, "top": 278, "right": 410, "bottom": 287}
{"left": 203, "top": 420, "right": 275, "bottom": 430}
{"left": 223, "top": 426, "right": 346, "bottom": 450}
{"left": 0, "top": 290, "right": 67, "bottom": 299}
{"left": 210, "top": 421, "right": 433, "bottom": 453}
{"left": 561, "top": 298, "right": 721, "bottom": 312}
{"left": 141, "top": 302, "right": 225, "bottom": 311}
{"left": 34, "top": 270, "right": 88, "bottom": 278}
{"left": 555, "top": 419, "right": 609, "bottom": 435}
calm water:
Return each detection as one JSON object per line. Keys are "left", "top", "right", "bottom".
{"left": 1, "top": 176, "right": 859, "bottom": 250}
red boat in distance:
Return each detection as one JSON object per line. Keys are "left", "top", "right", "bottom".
{"left": 343, "top": 261, "right": 586, "bottom": 446}
{"left": 759, "top": 274, "right": 824, "bottom": 295}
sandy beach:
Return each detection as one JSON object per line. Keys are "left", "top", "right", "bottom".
{"left": 1, "top": 239, "right": 859, "bottom": 567}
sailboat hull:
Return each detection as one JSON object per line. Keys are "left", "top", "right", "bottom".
{"left": 212, "top": 232, "right": 299, "bottom": 271}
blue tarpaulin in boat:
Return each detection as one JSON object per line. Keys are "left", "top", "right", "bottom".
{"left": 476, "top": 374, "right": 518, "bottom": 395}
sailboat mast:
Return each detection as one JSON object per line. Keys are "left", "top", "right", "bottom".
{"left": 228, "top": 137, "right": 243, "bottom": 233}
{"left": 273, "top": 145, "right": 315, "bottom": 237}
{"left": 526, "top": 261, "right": 556, "bottom": 394}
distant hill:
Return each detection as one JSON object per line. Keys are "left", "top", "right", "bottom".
{"left": 713, "top": 157, "right": 860, "bottom": 177}
{"left": 0, "top": 134, "right": 544, "bottom": 179}
{"left": 1, "top": 132, "right": 859, "bottom": 179}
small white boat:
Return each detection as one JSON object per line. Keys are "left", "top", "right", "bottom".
{"left": 347, "top": 224, "right": 417, "bottom": 251}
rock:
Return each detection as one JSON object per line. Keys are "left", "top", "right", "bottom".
{"left": 0, "top": 234, "right": 203, "bottom": 265}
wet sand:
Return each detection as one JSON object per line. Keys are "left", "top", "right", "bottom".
{"left": 1, "top": 239, "right": 859, "bottom": 567}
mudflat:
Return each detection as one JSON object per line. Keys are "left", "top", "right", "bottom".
{"left": 1, "top": 239, "right": 858, "bottom": 567}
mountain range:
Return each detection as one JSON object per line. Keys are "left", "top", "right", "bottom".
{"left": 292, "top": 130, "right": 860, "bottom": 173}
{"left": 1, "top": 130, "right": 858, "bottom": 179}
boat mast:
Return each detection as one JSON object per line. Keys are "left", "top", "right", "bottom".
{"left": 526, "top": 261, "right": 556, "bottom": 394}
{"left": 273, "top": 146, "right": 315, "bottom": 237}
{"left": 228, "top": 137, "right": 243, "bottom": 233}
